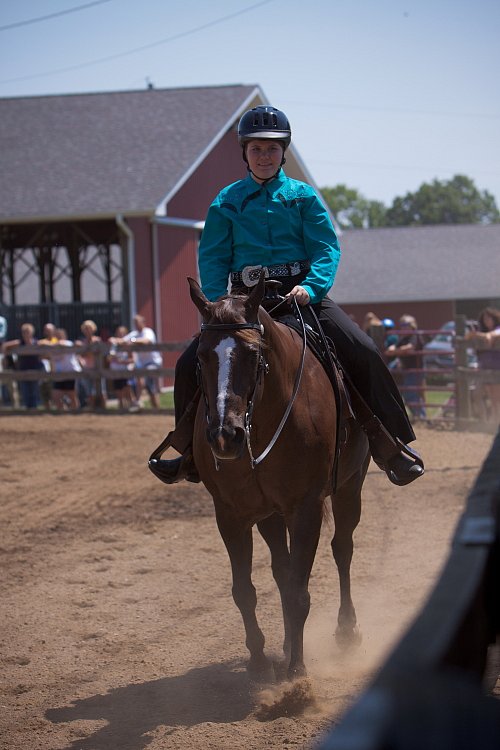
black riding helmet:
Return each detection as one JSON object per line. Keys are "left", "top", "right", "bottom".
{"left": 238, "top": 105, "right": 291, "bottom": 180}
{"left": 237, "top": 105, "right": 292, "bottom": 148}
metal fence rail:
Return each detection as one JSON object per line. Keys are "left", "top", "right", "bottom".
{"left": 373, "top": 316, "right": 500, "bottom": 429}
{"left": 317, "top": 429, "right": 500, "bottom": 749}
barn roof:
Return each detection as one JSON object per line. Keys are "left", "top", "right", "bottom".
{"left": 0, "top": 84, "right": 261, "bottom": 222}
{"left": 332, "top": 223, "right": 500, "bottom": 304}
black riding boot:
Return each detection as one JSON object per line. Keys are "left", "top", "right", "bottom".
{"left": 310, "top": 297, "right": 424, "bottom": 485}
{"left": 364, "top": 416, "right": 424, "bottom": 486}
{"left": 148, "top": 342, "right": 201, "bottom": 485}
{"left": 371, "top": 443, "right": 425, "bottom": 486}
{"left": 149, "top": 442, "right": 200, "bottom": 485}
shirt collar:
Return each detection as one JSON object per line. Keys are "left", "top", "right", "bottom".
{"left": 244, "top": 169, "right": 286, "bottom": 192}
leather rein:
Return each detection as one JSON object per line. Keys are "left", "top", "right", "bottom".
{"left": 198, "top": 298, "right": 307, "bottom": 468}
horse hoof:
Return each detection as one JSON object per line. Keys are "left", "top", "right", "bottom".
{"left": 335, "top": 624, "right": 362, "bottom": 650}
{"left": 247, "top": 656, "right": 275, "bottom": 683}
{"left": 287, "top": 663, "right": 307, "bottom": 681}
{"left": 272, "top": 659, "right": 288, "bottom": 682}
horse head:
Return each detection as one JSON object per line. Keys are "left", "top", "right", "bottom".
{"left": 188, "top": 273, "right": 267, "bottom": 461}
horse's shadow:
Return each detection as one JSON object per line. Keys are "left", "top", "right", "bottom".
{"left": 45, "top": 660, "right": 255, "bottom": 750}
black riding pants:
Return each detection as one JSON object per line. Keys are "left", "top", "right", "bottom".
{"left": 174, "top": 281, "right": 415, "bottom": 446}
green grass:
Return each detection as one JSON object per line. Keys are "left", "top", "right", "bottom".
{"left": 158, "top": 390, "right": 175, "bottom": 409}
{"left": 139, "top": 390, "right": 175, "bottom": 410}
{"left": 99, "top": 387, "right": 175, "bottom": 410}
{"left": 424, "top": 388, "right": 455, "bottom": 418}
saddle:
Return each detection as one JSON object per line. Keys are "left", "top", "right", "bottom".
{"left": 268, "top": 304, "right": 353, "bottom": 414}
{"left": 260, "top": 289, "right": 415, "bottom": 481}
{"left": 261, "top": 298, "right": 354, "bottom": 490}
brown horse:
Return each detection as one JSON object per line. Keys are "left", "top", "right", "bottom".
{"left": 188, "top": 273, "right": 370, "bottom": 680}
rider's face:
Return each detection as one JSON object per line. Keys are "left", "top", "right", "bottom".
{"left": 245, "top": 139, "right": 284, "bottom": 182}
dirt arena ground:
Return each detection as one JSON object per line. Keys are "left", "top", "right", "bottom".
{"left": 0, "top": 415, "right": 496, "bottom": 750}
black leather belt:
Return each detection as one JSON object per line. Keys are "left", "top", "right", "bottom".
{"left": 230, "top": 261, "right": 310, "bottom": 287}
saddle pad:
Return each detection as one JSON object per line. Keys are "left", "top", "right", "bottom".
{"left": 273, "top": 311, "right": 355, "bottom": 424}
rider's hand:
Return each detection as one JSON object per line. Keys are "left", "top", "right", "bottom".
{"left": 285, "top": 285, "right": 310, "bottom": 306}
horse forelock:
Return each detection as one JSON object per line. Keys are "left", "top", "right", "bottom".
{"left": 209, "top": 295, "right": 264, "bottom": 347}
{"left": 212, "top": 295, "right": 247, "bottom": 323}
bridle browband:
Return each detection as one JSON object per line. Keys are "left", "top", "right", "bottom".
{"left": 198, "top": 299, "right": 307, "bottom": 468}
{"left": 200, "top": 322, "right": 264, "bottom": 333}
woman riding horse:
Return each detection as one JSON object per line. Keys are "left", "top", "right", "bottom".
{"left": 182, "top": 272, "right": 370, "bottom": 678}
{"left": 150, "top": 105, "right": 424, "bottom": 487}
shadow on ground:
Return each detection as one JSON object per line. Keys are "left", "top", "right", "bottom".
{"left": 46, "top": 661, "right": 254, "bottom": 750}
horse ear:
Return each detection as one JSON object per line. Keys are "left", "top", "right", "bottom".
{"left": 188, "top": 277, "right": 212, "bottom": 321}
{"left": 245, "top": 270, "right": 266, "bottom": 321}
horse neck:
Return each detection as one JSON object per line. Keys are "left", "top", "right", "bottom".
{"left": 261, "top": 309, "right": 302, "bottom": 399}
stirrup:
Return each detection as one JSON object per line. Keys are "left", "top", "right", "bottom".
{"left": 384, "top": 440, "right": 425, "bottom": 486}
{"left": 148, "top": 453, "right": 200, "bottom": 485}
{"left": 148, "top": 431, "right": 200, "bottom": 485}
{"left": 369, "top": 433, "right": 424, "bottom": 485}
{"left": 149, "top": 455, "right": 181, "bottom": 484}
{"left": 386, "top": 453, "right": 425, "bottom": 486}
{"left": 148, "top": 452, "right": 200, "bottom": 485}
{"left": 396, "top": 438, "right": 424, "bottom": 469}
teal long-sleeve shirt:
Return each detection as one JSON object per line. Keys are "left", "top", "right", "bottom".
{"left": 198, "top": 170, "right": 341, "bottom": 304}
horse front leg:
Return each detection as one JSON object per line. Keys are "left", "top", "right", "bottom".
{"left": 331, "top": 477, "right": 363, "bottom": 647}
{"left": 257, "top": 513, "right": 291, "bottom": 661}
{"left": 287, "top": 499, "right": 323, "bottom": 679}
{"left": 215, "top": 509, "right": 272, "bottom": 679}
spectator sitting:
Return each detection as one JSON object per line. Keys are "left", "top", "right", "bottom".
{"left": 2, "top": 323, "right": 45, "bottom": 410}
{"left": 50, "top": 328, "right": 81, "bottom": 411}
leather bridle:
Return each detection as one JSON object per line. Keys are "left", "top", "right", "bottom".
{"left": 198, "top": 299, "right": 307, "bottom": 468}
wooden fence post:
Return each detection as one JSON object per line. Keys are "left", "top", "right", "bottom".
{"left": 455, "top": 314, "right": 471, "bottom": 426}
{"left": 93, "top": 343, "right": 106, "bottom": 409}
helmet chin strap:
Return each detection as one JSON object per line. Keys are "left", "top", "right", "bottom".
{"left": 245, "top": 155, "right": 286, "bottom": 185}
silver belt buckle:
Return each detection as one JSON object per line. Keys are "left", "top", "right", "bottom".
{"left": 241, "top": 265, "right": 269, "bottom": 287}
{"left": 290, "top": 262, "right": 301, "bottom": 276}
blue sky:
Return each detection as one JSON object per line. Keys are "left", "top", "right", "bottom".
{"left": 1, "top": 0, "right": 499, "bottom": 208}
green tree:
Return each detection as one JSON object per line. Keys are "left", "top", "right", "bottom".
{"left": 320, "top": 184, "right": 388, "bottom": 229}
{"left": 385, "top": 174, "right": 500, "bottom": 226}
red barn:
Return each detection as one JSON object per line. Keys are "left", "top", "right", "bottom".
{"left": 2, "top": 85, "right": 499, "bottom": 370}
{"left": 0, "top": 84, "right": 320, "bottom": 378}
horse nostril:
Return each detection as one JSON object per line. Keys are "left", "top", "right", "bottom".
{"left": 209, "top": 425, "right": 234, "bottom": 444}
{"left": 208, "top": 425, "right": 225, "bottom": 448}
{"left": 207, "top": 423, "right": 245, "bottom": 458}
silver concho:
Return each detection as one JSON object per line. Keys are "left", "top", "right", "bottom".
{"left": 241, "top": 265, "right": 269, "bottom": 287}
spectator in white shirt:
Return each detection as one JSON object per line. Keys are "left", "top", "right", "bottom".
{"left": 120, "top": 315, "right": 162, "bottom": 409}
{"left": 50, "top": 328, "right": 81, "bottom": 410}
